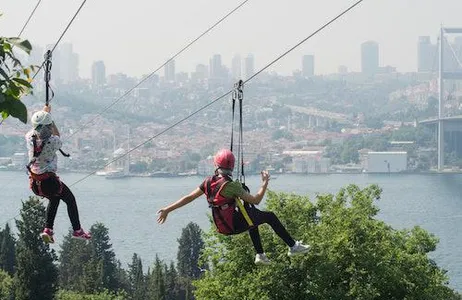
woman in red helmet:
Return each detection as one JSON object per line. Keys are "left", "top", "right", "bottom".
{"left": 157, "top": 148, "right": 309, "bottom": 265}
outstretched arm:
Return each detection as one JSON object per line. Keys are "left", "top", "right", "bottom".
{"left": 239, "top": 170, "right": 270, "bottom": 205}
{"left": 157, "top": 187, "right": 204, "bottom": 224}
{"left": 43, "top": 105, "right": 60, "bottom": 137}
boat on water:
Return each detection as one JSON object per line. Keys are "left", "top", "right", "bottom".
{"left": 105, "top": 170, "right": 128, "bottom": 179}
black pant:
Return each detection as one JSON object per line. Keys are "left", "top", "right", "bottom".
{"left": 31, "top": 176, "right": 81, "bottom": 231}
{"left": 233, "top": 205, "right": 295, "bottom": 254}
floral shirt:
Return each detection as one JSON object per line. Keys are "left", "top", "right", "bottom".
{"left": 25, "top": 130, "right": 62, "bottom": 174}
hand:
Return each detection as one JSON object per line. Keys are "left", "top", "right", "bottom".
{"left": 156, "top": 208, "right": 169, "bottom": 224}
{"left": 261, "top": 170, "right": 270, "bottom": 185}
{"left": 43, "top": 105, "right": 51, "bottom": 113}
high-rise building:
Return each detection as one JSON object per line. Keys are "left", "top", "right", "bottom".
{"left": 302, "top": 55, "right": 314, "bottom": 77}
{"left": 244, "top": 54, "right": 255, "bottom": 79}
{"left": 231, "top": 54, "right": 242, "bottom": 80}
{"left": 59, "top": 43, "right": 79, "bottom": 83}
{"left": 418, "top": 36, "right": 436, "bottom": 72}
{"left": 361, "top": 41, "right": 379, "bottom": 75}
{"left": 164, "top": 60, "right": 175, "bottom": 82}
{"left": 210, "top": 54, "right": 222, "bottom": 79}
{"left": 338, "top": 65, "right": 348, "bottom": 74}
{"left": 91, "top": 61, "right": 106, "bottom": 86}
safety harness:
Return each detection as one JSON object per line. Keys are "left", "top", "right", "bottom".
{"left": 231, "top": 80, "right": 254, "bottom": 228}
{"left": 26, "top": 50, "right": 68, "bottom": 197}
{"left": 206, "top": 80, "right": 254, "bottom": 234}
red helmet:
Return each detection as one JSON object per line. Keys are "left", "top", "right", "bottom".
{"left": 214, "top": 149, "right": 235, "bottom": 170}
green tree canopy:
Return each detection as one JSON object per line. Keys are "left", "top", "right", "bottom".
{"left": 14, "top": 196, "right": 58, "bottom": 300}
{"left": 194, "top": 185, "right": 460, "bottom": 300}
{"left": 0, "top": 35, "right": 34, "bottom": 124}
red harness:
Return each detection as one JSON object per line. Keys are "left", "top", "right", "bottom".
{"left": 26, "top": 135, "right": 63, "bottom": 197}
{"left": 204, "top": 175, "right": 236, "bottom": 235}
{"left": 29, "top": 171, "right": 63, "bottom": 198}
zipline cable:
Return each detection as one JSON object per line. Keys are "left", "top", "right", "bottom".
{"left": 31, "top": 0, "right": 88, "bottom": 81}
{"left": 18, "top": 0, "right": 43, "bottom": 37}
{"left": 68, "top": 0, "right": 366, "bottom": 188}
{"left": 4, "top": 0, "right": 366, "bottom": 224}
{"left": 67, "top": 0, "right": 251, "bottom": 139}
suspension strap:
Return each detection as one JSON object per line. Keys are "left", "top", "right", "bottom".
{"left": 230, "top": 80, "right": 254, "bottom": 228}
{"left": 43, "top": 50, "right": 70, "bottom": 158}
{"left": 44, "top": 50, "right": 54, "bottom": 106}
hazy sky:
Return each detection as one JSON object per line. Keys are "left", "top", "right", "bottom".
{"left": 1, "top": 0, "right": 462, "bottom": 78}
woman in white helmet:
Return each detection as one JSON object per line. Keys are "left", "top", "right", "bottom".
{"left": 25, "top": 105, "right": 91, "bottom": 243}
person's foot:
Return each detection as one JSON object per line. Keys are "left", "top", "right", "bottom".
{"left": 254, "top": 253, "right": 271, "bottom": 265}
{"left": 40, "top": 228, "right": 55, "bottom": 244}
{"left": 288, "top": 241, "right": 310, "bottom": 256}
{"left": 72, "top": 228, "right": 91, "bottom": 240}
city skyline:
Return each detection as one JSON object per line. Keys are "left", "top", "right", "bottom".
{"left": 2, "top": 0, "right": 462, "bottom": 78}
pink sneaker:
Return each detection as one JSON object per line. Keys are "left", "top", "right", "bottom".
{"left": 40, "top": 228, "right": 55, "bottom": 244}
{"left": 72, "top": 228, "right": 91, "bottom": 240}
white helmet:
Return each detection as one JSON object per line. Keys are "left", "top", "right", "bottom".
{"left": 31, "top": 111, "right": 53, "bottom": 128}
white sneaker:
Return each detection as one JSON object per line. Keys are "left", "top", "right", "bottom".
{"left": 254, "top": 253, "right": 271, "bottom": 265}
{"left": 288, "top": 241, "right": 310, "bottom": 256}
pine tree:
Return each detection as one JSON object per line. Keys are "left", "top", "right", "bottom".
{"left": 13, "top": 196, "right": 58, "bottom": 300}
{"left": 58, "top": 223, "right": 127, "bottom": 295}
{"left": 176, "top": 222, "right": 205, "bottom": 299}
{"left": 128, "top": 253, "right": 146, "bottom": 300}
{"left": 58, "top": 229, "right": 92, "bottom": 292}
{"left": 146, "top": 255, "right": 166, "bottom": 300}
{"left": 0, "top": 223, "right": 16, "bottom": 275}
{"left": 88, "top": 223, "right": 119, "bottom": 292}
{"left": 164, "top": 262, "right": 179, "bottom": 300}
{"left": 177, "top": 222, "right": 205, "bottom": 279}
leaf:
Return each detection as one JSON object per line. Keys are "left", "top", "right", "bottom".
{"left": 10, "top": 39, "right": 32, "bottom": 54}
{"left": 12, "top": 77, "right": 32, "bottom": 89}
{"left": 3, "top": 42, "right": 11, "bottom": 52}
{"left": 0, "top": 67, "right": 10, "bottom": 80}
{"left": 0, "top": 93, "right": 4, "bottom": 103}
{"left": 4, "top": 96, "right": 27, "bottom": 123}
{"left": 8, "top": 82, "right": 20, "bottom": 97}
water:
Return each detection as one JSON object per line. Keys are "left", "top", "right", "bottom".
{"left": 1, "top": 171, "right": 461, "bottom": 291}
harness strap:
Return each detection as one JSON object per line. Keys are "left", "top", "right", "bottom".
{"left": 26, "top": 135, "right": 49, "bottom": 171}
{"left": 28, "top": 171, "right": 63, "bottom": 197}
{"left": 206, "top": 177, "right": 234, "bottom": 234}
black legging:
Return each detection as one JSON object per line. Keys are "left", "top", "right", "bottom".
{"left": 233, "top": 206, "right": 295, "bottom": 254}
{"left": 31, "top": 176, "right": 81, "bottom": 231}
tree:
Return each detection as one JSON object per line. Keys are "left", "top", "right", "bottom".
{"left": 55, "top": 289, "right": 127, "bottom": 300}
{"left": 177, "top": 222, "right": 205, "bottom": 299}
{"left": 58, "top": 229, "right": 93, "bottom": 292}
{"left": 0, "top": 223, "right": 15, "bottom": 275}
{"left": 164, "top": 262, "right": 180, "bottom": 300}
{"left": 0, "top": 269, "right": 13, "bottom": 300}
{"left": 88, "top": 223, "right": 120, "bottom": 293}
{"left": 0, "top": 35, "right": 34, "bottom": 124}
{"left": 146, "top": 255, "right": 166, "bottom": 300}
{"left": 127, "top": 253, "right": 146, "bottom": 300}
{"left": 194, "top": 185, "right": 460, "bottom": 299}
{"left": 177, "top": 222, "right": 205, "bottom": 279}
{"left": 14, "top": 196, "right": 58, "bottom": 300}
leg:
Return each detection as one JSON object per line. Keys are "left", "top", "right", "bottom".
{"left": 45, "top": 197, "right": 60, "bottom": 230}
{"left": 233, "top": 211, "right": 264, "bottom": 254}
{"left": 39, "top": 177, "right": 63, "bottom": 230}
{"left": 246, "top": 207, "right": 296, "bottom": 248}
{"left": 58, "top": 182, "right": 81, "bottom": 231}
